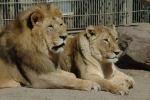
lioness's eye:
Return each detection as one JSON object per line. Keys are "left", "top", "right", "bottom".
{"left": 90, "top": 32, "right": 96, "bottom": 36}
{"left": 60, "top": 23, "right": 63, "bottom": 26}
{"left": 116, "top": 38, "right": 119, "bottom": 41}
{"left": 48, "top": 25, "right": 53, "bottom": 28}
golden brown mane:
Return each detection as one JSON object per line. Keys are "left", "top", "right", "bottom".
{"left": 0, "top": 4, "right": 100, "bottom": 91}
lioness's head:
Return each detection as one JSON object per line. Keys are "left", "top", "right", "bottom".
{"left": 18, "top": 4, "right": 67, "bottom": 53}
{"left": 85, "top": 25, "right": 121, "bottom": 63}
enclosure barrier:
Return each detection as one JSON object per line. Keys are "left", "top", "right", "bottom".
{"left": 0, "top": 0, "right": 150, "bottom": 30}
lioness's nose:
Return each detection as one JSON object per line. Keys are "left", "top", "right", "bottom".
{"left": 59, "top": 36, "right": 67, "bottom": 40}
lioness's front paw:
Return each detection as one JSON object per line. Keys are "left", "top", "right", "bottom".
{"left": 125, "top": 77, "right": 135, "bottom": 89}
{"left": 119, "top": 77, "right": 135, "bottom": 90}
{"left": 105, "top": 84, "right": 129, "bottom": 95}
{"left": 82, "top": 81, "right": 101, "bottom": 91}
{"left": 112, "top": 87, "right": 129, "bottom": 95}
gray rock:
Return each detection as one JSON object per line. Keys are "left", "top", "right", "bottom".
{"left": 117, "top": 23, "right": 150, "bottom": 68}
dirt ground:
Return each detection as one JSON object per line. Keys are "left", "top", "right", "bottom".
{"left": 0, "top": 69, "right": 149, "bottom": 100}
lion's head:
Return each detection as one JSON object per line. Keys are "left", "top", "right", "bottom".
{"left": 85, "top": 25, "right": 121, "bottom": 63}
{"left": 15, "top": 4, "right": 67, "bottom": 54}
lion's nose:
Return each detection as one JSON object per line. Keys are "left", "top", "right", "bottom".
{"left": 59, "top": 36, "right": 67, "bottom": 40}
{"left": 114, "top": 51, "right": 120, "bottom": 55}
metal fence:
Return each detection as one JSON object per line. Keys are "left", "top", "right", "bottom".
{"left": 0, "top": 0, "right": 150, "bottom": 30}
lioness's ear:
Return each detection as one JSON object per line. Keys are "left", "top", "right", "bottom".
{"left": 86, "top": 25, "right": 95, "bottom": 37}
{"left": 27, "top": 11, "right": 44, "bottom": 29}
{"left": 109, "top": 24, "right": 116, "bottom": 30}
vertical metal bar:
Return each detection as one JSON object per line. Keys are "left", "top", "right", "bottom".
{"left": 81, "top": 0, "right": 83, "bottom": 29}
{"left": 114, "top": 0, "right": 116, "bottom": 25}
{"left": 4, "top": 0, "right": 6, "bottom": 25}
{"left": 133, "top": 0, "right": 135, "bottom": 23}
{"left": 93, "top": 0, "right": 95, "bottom": 26}
{"left": 99, "top": 0, "right": 102, "bottom": 25}
{"left": 118, "top": 0, "right": 120, "bottom": 25}
{"left": 138, "top": 0, "right": 139, "bottom": 22}
{"left": 98, "top": 0, "right": 99, "bottom": 25}
{"left": 140, "top": 0, "right": 141, "bottom": 22}
{"left": 127, "top": 0, "right": 133, "bottom": 24}
{"left": 75, "top": 0, "right": 77, "bottom": 29}
{"left": 135, "top": 0, "right": 137, "bottom": 23}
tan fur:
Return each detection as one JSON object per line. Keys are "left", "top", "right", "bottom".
{"left": 0, "top": 4, "right": 100, "bottom": 91}
{"left": 59, "top": 25, "right": 135, "bottom": 95}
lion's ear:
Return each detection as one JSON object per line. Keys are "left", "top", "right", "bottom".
{"left": 86, "top": 25, "right": 95, "bottom": 37}
{"left": 27, "top": 11, "right": 44, "bottom": 29}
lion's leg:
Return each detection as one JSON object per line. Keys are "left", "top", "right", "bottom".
{"left": 0, "top": 60, "right": 21, "bottom": 88}
{"left": 19, "top": 53, "right": 99, "bottom": 91}
{"left": 24, "top": 67, "right": 100, "bottom": 91}
{"left": 0, "top": 79, "right": 20, "bottom": 88}
{"left": 56, "top": 69, "right": 76, "bottom": 78}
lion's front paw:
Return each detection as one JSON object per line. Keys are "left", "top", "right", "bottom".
{"left": 82, "top": 80, "right": 101, "bottom": 91}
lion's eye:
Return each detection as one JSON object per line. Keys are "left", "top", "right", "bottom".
{"left": 48, "top": 25, "right": 53, "bottom": 28}
{"left": 103, "top": 39, "right": 109, "bottom": 42}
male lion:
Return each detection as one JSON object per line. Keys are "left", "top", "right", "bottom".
{"left": 59, "top": 25, "right": 135, "bottom": 95}
{"left": 0, "top": 4, "right": 100, "bottom": 91}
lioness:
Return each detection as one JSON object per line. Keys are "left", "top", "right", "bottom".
{"left": 59, "top": 25, "right": 135, "bottom": 95}
{"left": 0, "top": 4, "right": 100, "bottom": 91}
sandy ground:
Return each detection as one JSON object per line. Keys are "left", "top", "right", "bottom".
{"left": 0, "top": 69, "right": 150, "bottom": 100}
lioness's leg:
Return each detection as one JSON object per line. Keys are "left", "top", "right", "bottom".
{"left": 83, "top": 73, "right": 129, "bottom": 95}
{"left": 109, "top": 69, "right": 135, "bottom": 89}
{"left": 78, "top": 63, "right": 129, "bottom": 95}
{"left": 105, "top": 63, "right": 135, "bottom": 89}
